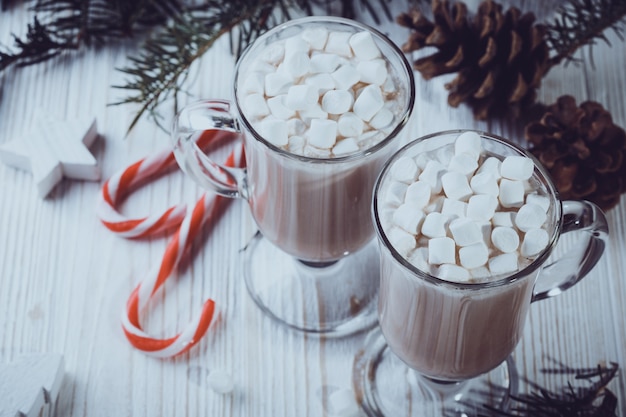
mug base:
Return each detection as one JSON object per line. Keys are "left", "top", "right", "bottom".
{"left": 352, "top": 327, "right": 518, "bottom": 416}
{"left": 242, "top": 231, "right": 379, "bottom": 337}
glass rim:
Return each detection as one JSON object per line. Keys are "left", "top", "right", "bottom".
{"left": 372, "top": 129, "right": 564, "bottom": 290}
{"left": 232, "top": 16, "right": 416, "bottom": 164}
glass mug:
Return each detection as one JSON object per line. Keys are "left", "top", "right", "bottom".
{"left": 353, "top": 130, "right": 609, "bottom": 415}
{"left": 172, "top": 17, "right": 415, "bottom": 335}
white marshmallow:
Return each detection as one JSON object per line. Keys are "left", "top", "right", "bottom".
{"left": 259, "top": 118, "right": 288, "bottom": 146}
{"left": 267, "top": 95, "right": 295, "bottom": 120}
{"left": 250, "top": 60, "right": 276, "bottom": 74}
{"left": 393, "top": 203, "right": 425, "bottom": 234}
{"left": 476, "top": 156, "right": 502, "bottom": 178}
{"left": 299, "top": 104, "right": 328, "bottom": 122}
{"left": 260, "top": 43, "right": 284, "bottom": 64}
{"left": 303, "top": 145, "right": 331, "bottom": 158}
{"left": 499, "top": 179, "right": 525, "bottom": 208}
{"left": 424, "top": 196, "right": 444, "bottom": 214}
{"left": 337, "top": 112, "right": 364, "bottom": 137}
{"left": 526, "top": 193, "right": 550, "bottom": 213}
{"left": 491, "top": 227, "right": 520, "bottom": 253}
{"left": 287, "top": 118, "right": 306, "bottom": 136}
{"left": 408, "top": 247, "right": 430, "bottom": 272}
{"left": 369, "top": 107, "right": 394, "bottom": 129}
{"left": 282, "top": 52, "right": 310, "bottom": 78}
{"left": 428, "top": 237, "right": 456, "bottom": 265}
{"left": 470, "top": 172, "right": 500, "bottom": 196}
{"left": 470, "top": 266, "right": 491, "bottom": 279}
{"left": 501, "top": 155, "right": 534, "bottom": 181}
{"left": 385, "top": 181, "right": 409, "bottom": 206}
{"left": 285, "top": 85, "right": 319, "bottom": 111}
{"left": 284, "top": 36, "right": 310, "bottom": 56}
{"left": 480, "top": 221, "right": 492, "bottom": 246}
{"left": 459, "top": 243, "right": 489, "bottom": 269}
{"left": 492, "top": 211, "right": 515, "bottom": 228}
{"left": 304, "top": 73, "right": 336, "bottom": 94}
{"left": 333, "top": 137, "right": 359, "bottom": 156}
{"left": 421, "top": 212, "right": 448, "bottom": 238}
{"left": 331, "top": 64, "right": 361, "bottom": 90}
{"left": 466, "top": 194, "right": 498, "bottom": 222}
{"left": 390, "top": 156, "right": 419, "bottom": 184}
{"left": 302, "top": 27, "right": 328, "bottom": 50}
{"left": 288, "top": 135, "right": 305, "bottom": 154}
{"left": 349, "top": 31, "right": 381, "bottom": 60}
{"left": 405, "top": 181, "right": 431, "bottom": 209}
{"left": 437, "top": 264, "right": 470, "bottom": 282}
{"left": 310, "top": 53, "right": 341, "bottom": 74}
{"left": 521, "top": 228, "right": 549, "bottom": 257}
{"left": 515, "top": 203, "right": 547, "bottom": 232}
{"left": 435, "top": 145, "right": 455, "bottom": 166}
{"left": 441, "top": 171, "right": 473, "bottom": 201}
{"left": 207, "top": 369, "right": 235, "bottom": 394}
{"left": 382, "top": 74, "right": 396, "bottom": 93}
{"left": 388, "top": 227, "right": 416, "bottom": 256}
{"left": 419, "top": 160, "right": 446, "bottom": 193}
{"left": 321, "top": 90, "right": 353, "bottom": 114}
{"left": 454, "top": 131, "right": 482, "bottom": 160}
{"left": 414, "top": 153, "right": 430, "bottom": 170}
{"left": 265, "top": 72, "right": 293, "bottom": 96}
{"left": 357, "top": 59, "right": 388, "bottom": 85}
{"left": 243, "top": 93, "right": 269, "bottom": 118}
{"left": 329, "top": 388, "right": 360, "bottom": 417}
{"left": 449, "top": 218, "right": 483, "bottom": 247}
{"left": 307, "top": 119, "right": 337, "bottom": 149}
{"left": 448, "top": 153, "right": 478, "bottom": 176}
{"left": 353, "top": 85, "right": 384, "bottom": 121}
{"left": 240, "top": 72, "right": 265, "bottom": 95}
{"left": 325, "top": 31, "right": 353, "bottom": 56}
{"left": 488, "top": 253, "right": 519, "bottom": 275}
{"left": 441, "top": 198, "right": 467, "bottom": 220}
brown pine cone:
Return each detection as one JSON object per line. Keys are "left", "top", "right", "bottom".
{"left": 525, "top": 95, "right": 626, "bottom": 211}
{"left": 397, "top": 0, "right": 551, "bottom": 120}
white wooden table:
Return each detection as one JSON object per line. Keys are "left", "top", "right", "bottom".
{"left": 1, "top": 2, "right": 625, "bottom": 416}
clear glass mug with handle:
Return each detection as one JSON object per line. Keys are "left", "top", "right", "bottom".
{"left": 353, "top": 130, "right": 609, "bottom": 415}
{"left": 171, "top": 16, "right": 415, "bottom": 336}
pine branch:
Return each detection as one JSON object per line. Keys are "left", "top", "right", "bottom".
{"left": 546, "top": 0, "right": 626, "bottom": 68}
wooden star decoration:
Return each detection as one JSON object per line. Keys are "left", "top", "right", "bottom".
{"left": 0, "top": 114, "right": 100, "bottom": 197}
{"left": 0, "top": 353, "right": 65, "bottom": 417}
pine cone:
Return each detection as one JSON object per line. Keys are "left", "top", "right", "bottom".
{"left": 525, "top": 95, "right": 626, "bottom": 211}
{"left": 397, "top": 0, "right": 551, "bottom": 120}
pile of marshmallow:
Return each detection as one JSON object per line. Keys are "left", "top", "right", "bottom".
{"left": 239, "top": 26, "right": 401, "bottom": 157}
{"left": 381, "top": 131, "right": 552, "bottom": 282}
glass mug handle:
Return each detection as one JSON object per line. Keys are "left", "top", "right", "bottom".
{"left": 531, "top": 200, "right": 609, "bottom": 302}
{"left": 172, "top": 99, "right": 247, "bottom": 199}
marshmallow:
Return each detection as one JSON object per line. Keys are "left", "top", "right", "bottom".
{"left": 385, "top": 181, "right": 409, "bottom": 206}
{"left": 409, "top": 247, "right": 430, "bottom": 272}
{"left": 331, "top": 64, "right": 361, "bottom": 90}
{"left": 476, "top": 156, "right": 502, "bottom": 178}
{"left": 454, "top": 131, "right": 482, "bottom": 160}
{"left": 390, "top": 156, "right": 419, "bottom": 184}
{"left": 369, "top": 108, "right": 394, "bottom": 129}
{"left": 329, "top": 388, "right": 360, "bottom": 417}
{"left": 299, "top": 104, "right": 328, "bottom": 122}
{"left": 265, "top": 72, "right": 293, "bottom": 96}
{"left": 405, "top": 181, "right": 431, "bottom": 209}
{"left": 288, "top": 135, "right": 305, "bottom": 154}
{"left": 357, "top": 59, "right": 387, "bottom": 85}
{"left": 459, "top": 242, "right": 489, "bottom": 269}
{"left": 287, "top": 118, "right": 306, "bottom": 136}
{"left": 466, "top": 194, "right": 498, "bottom": 222}
{"left": 349, "top": 31, "right": 381, "bottom": 60}
{"left": 437, "top": 264, "right": 470, "bottom": 282}
{"left": 333, "top": 137, "right": 359, "bottom": 156}
{"left": 321, "top": 90, "right": 354, "bottom": 114}
{"left": 515, "top": 203, "right": 547, "bottom": 232}
{"left": 421, "top": 212, "right": 448, "bottom": 238}
{"left": 521, "top": 228, "right": 549, "bottom": 257}
{"left": 302, "top": 27, "right": 329, "bottom": 50}
{"left": 488, "top": 253, "right": 519, "bottom": 275}
{"left": 258, "top": 118, "right": 288, "bottom": 146}
{"left": 441, "top": 198, "right": 467, "bottom": 220}
{"left": 442, "top": 171, "right": 473, "bottom": 201}
{"left": 424, "top": 196, "right": 444, "bottom": 214}
{"left": 243, "top": 93, "right": 269, "bottom": 118}
{"left": 304, "top": 73, "right": 336, "bottom": 94}
{"left": 304, "top": 145, "right": 331, "bottom": 158}
{"left": 393, "top": 203, "right": 425, "bottom": 234}
{"left": 310, "top": 53, "right": 341, "bottom": 74}
{"left": 526, "top": 193, "right": 550, "bottom": 213}
{"left": 285, "top": 85, "right": 319, "bottom": 111}
{"left": 501, "top": 155, "right": 534, "bottom": 181}
{"left": 499, "top": 179, "right": 525, "bottom": 208}
{"left": 353, "top": 85, "right": 384, "bottom": 121}
{"left": 388, "top": 227, "right": 416, "bottom": 256}
{"left": 260, "top": 43, "right": 285, "bottom": 64}
{"left": 491, "top": 227, "right": 520, "bottom": 253}
{"left": 307, "top": 119, "right": 337, "bottom": 149}
{"left": 414, "top": 153, "right": 430, "bottom": 170}
{"left": 435, "top": 145, "right": 455, "bottom": 167}
{"left": 337, "top": 112, "right": 364, "bottom": 137}
{"left": 492, "top": 211, "right": 516, "bottom": 228}
{"left": 240, "top": 72, "right": 265, "bottom": 95}
{"left": 419, "top": 160, "right": 446, "bottom": 193}
{"left": 207, "top": 369, "right": 235, "bottom": 394}
{"left": 284, "top": 36, "right": 310, "bottom": 56}
{"left": 448, "top": 153, "right": 479, "bottom": 176}
{"left": 267, "top": 95, "right": 295, "bottom": 120}
{"left": 281, "top": 52, "right": 311, "bottom": 78}
{"left": 470, "top": 172, "right": 500, "bottom": 196}
{"left": 428, "top": 237, "right": 456, "bottom": 265}
{"left": 449, "top": 218, "right": 483, "bottom": 247}
{"left": 325, "top": 31, "right": 353, "bottom": 56}
{"left": 470, "top": 266, "right": 491, "bottom": 279}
